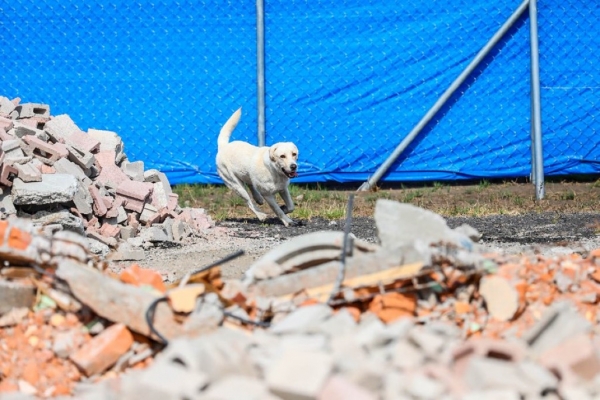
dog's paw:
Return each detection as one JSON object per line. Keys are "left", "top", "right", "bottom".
{"left": 256, "top": 212, "right": 268, "bottom": 221}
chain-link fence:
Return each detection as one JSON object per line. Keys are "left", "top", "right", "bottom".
{"left": 1, "top": 0, "right": 598, "bottom": 185}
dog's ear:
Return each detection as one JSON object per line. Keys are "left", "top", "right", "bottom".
{"left": 269, "top": 144, "right": 279, "bottom": 162}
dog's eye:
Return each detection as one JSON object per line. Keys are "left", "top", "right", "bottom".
{"left": 280, "top": 155, "right": 286, "bottom": 158}
{"left": 292, "top": 153, "right": 297, "bottom": 157}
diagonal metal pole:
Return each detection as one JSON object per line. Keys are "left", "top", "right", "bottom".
{"left": 358, "top": 0, "right": 530, "bottom": 191}
{"left": 529, "top": 0, "right": 545, "bottom": 200}
{"left": 256, "top": 0, "right": 266, "bottom": 147}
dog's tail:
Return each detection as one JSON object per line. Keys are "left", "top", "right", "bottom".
{"left": 218, "top": 108, "right": 242, "bottom": 150}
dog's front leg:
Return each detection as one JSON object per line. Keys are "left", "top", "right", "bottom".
{"left": 279, "top": 189, "right": 295, "bottom": 214}
{"left": 264, "top": 194, "right": 295, "bottom": 227}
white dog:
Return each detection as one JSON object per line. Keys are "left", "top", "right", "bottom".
{"left": 216, "top": 108, "right": 299, "bottom": 227}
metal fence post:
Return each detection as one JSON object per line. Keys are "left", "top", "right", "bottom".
{"left": 358, "top": 0, "right": 530, "bottom": 192}
{"left": 529, "top": 0, "right": 545, "bottom": 200}
{"left": 256, "top": 0, "right": 266, "bottom": 147}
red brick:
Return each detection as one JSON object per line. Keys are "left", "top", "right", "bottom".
{"left": 69, "top": 323, "right": 133, "bottom": 377}
{"left": 117, "top": 180, "right": 153, "bottom": 201}
{"left": 0, "top": 164, "right": 18, "bottom": 187}
{"left": 88, "top": 185, "right": 107, "bottom": 217}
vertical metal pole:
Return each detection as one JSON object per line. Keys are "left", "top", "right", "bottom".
{"left": 256, "top": 0, "right": 266, "bottom": 147}
{"left": 529, "top": 0, "right": 544, "bottom": 199}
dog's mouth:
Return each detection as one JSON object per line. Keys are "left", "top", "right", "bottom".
{"left": 283, "top": 169, "right": 298, "bottom": 178}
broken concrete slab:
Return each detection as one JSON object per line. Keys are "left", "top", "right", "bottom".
{"left": 12, "top": 174, "right": 78, "bottom": 205}
{"left": 375, "top": 199, "right": 473, "bottom": 250}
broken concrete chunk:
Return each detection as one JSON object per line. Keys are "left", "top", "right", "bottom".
{"left": 374, "top": 199, "right": 473, "bottom": 250}
{"left": 0, "top": 96, "right": 16, "bottom": 115}
{"left": 88, "top": 128, "right": 124, "bottom": 156}
{"left": 107, "top": 243, "right": 145, "bottom": 261}
{"left": 143, "top": 169, "right": 173, "bottom": 195}
{"left": 44, "top": 114, "right": 81, "bottom": 142}
{"left": 32, "top": 209, "right": 85, "bottom": 235}
{"left": 122, "top": 160, "right": 144, "bottom": 182}
{"left": 479, "top": 275, "right": 520, "bottom": 322}
{"left": 12, "top": 174, "right": 78, "bottom": 205}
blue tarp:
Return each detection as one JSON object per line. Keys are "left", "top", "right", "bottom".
{"left": 2, "top": 0, "right": 598, "bottom": 185}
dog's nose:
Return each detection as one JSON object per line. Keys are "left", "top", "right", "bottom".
{"left": 290, "top": 163, "right": 297, "bottom": 171}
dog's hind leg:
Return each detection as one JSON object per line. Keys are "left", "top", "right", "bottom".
{"left": 224, "top": 176, "right": 268, "bottom": 221}
{"left": 249, "top": 185, "right": 265, "bottom": 205}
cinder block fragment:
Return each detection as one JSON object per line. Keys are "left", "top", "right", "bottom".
{"left": 44, "top": 114, "right": 81, "bottom": 142}
{"left": 66, "top": 143, "right": 95, "bottom": 170}
{"left": 16, "top": 103, "right": 50, "bottom": 119}
{"left": 0, "top": 164, "right": 19, "bottom": 187}
{"left": 21, "top": 135, "right": 69, "bottom": 165}
{"left": 66, "top": 130, "right": 100, "bottom": 153}
{"left": 87, "top": 128, "right": 124, "bottom": 156}
{"left": 10, "top": 121, "right": 46, "bottom": 140}
{"left": 144, "top": 168, "right": 172, "bottom": 194}
{"left": 88, "top": 185, "right": 108, "bottom": 217}
{"left": 15, "top": 161, "right": 42, "bottom": 182}
{"left": 122, "top": 160, "right": 144, "bottom": 182}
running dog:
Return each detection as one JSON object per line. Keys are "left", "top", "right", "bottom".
{"left": 216, "top": 108, "right": 299, "bottom": 227}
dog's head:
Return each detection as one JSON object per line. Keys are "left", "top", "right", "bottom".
{"left": 269, "top": 142, "right": 299, "bottom": 178}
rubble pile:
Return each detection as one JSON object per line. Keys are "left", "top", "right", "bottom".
{"left": 1, "top": 198, "right": 600, "bottom": 399}
{"left": 0, "top": 95, "right": 214, "bottom": 262}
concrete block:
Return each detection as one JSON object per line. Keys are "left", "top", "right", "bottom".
{"left": 86, "top": 231, "right": 118, "bottom": 248}
{"left": 266, "top": 349, "right": 333, "bottom": 400}
{"left": 65, "top": 130, "right": 100, "bottom": 153}
{"left": 11, "top": 121, "right": 46, "bottom": 140}
{"left": 12, "top": 174, "right": 78, "bottom": 204}
{"left": 72, "top": 182, "right": 93, "bottom": 215}
{"left": 122, "top": 160, "right": 144, "bottom": 182}
{"left": 0, "top": 280, "right": 36, "bottom": 315}
{"left": 144, "top": 169, "right": 172, "bottom": 195}
{"left": 16, "top": 103, "right": 50, "bottom": 118}
{"left": 87, "top": 128, "right": 124, "bottom": 156}
{"left": 270, "top": 304, "right": 334, "bottom": 335}
{"left": 15, "top": 161, "right": 42, "bottom": 182}
{"left": 140, "top": 226, "right": 169, "bottom": 243}
{"left": 0, "top": 164, "right": 18, "bottom": 187}
{"left": 44, "top": 114, "right": 81, "bottom": 142}
{"left": 66, "top": 142, "right": 95, "bottom": 170}
{"left": 21, "top": 135, "right": 69, "bottom": 165}
{"left": 139, "top": 203, "right": 158, "bottom": 225}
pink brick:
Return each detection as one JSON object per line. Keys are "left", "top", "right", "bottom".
{"left": 100, "top": 223, "right": 120, "bottom": 239}
{"left": 22, "top": 135, "right": 69, "bottom": 164}
{"left": 0, "top": 116, "right": 14, "bottom": 132}
{"left": 68, "top": 130, "right": 101, "bottom": 153}
{"left": 88, "top": 185, "right": 108, "bottom": 217}
{"left": 116, "top": 180, "right": 153, "bottom": 201}
{"left": 0, "top": 164, "right": 18, "bottom": 187}
{"left": 95, "top": 150, "right": 129, "bottom": 186}
{"left": 167, "top": 193, "right": 179, "bottom": 211}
